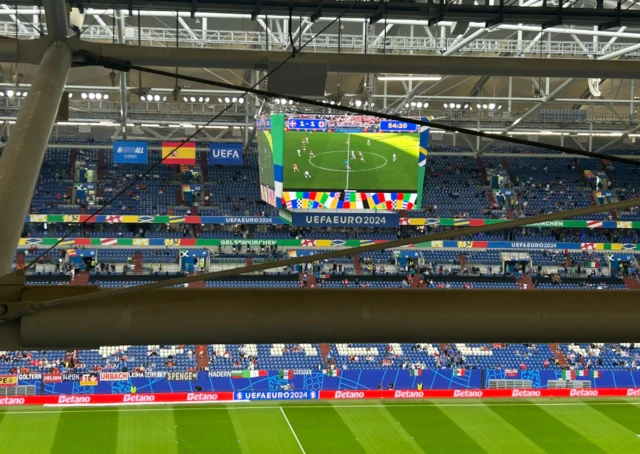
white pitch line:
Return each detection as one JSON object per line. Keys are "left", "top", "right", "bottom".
{"left": 4, "top": 400, "right": 640, "bottom": 415}
{"left": 280, "top": 406, "right": 306, "bottom": 454}
{"left": 346, "top": 133, "right": 351, "bottom": 190}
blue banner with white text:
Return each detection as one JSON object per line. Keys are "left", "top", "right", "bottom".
{"left": 210, "top": 142, "right": 243, "bottom": 165}
{"left": 113, "top": 141, "right": 148, "bottom": 164}
{"left": 292, "top": 212, "right": 399, "bottom": 227}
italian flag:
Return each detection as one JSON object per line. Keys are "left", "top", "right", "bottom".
{"left": 279, "top": 370, "right": 294, "bottom": 380}
{"left": 454, "top": 368, "right": 465, "bottom": 377}
{"left": 410, "top": 369, "right": 422, "bottom": 377}
{"left": 591, "top": 370, "right": 602, "bottom": 378}
{"left": 576, "top": 370, "right": 588, "bottom": 377}
{"left": 324, "top": 369, "right": 340, "bottom": 377}
{"left": 562, "top": 370, "right": 576, "bottom": 380}
{"left": 231, "top": 370, "right": 267, "bottom": 379}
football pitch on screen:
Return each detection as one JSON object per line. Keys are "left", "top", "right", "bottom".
{"left": 3, "top": 399, "right": 640, "bottom": 453}
{"left": 283, "top": 132, "right": 419, "bottom": 192}
{"left": 257, "top": 130, "right": 275, "bottom": 188}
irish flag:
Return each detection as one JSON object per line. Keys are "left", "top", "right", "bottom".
{"left": 324, "top": 369, "right": 340, "bottom": 377}
{"left": 162, "top": 141, "right": 196, "bottom": 165}
{"left": 562, "top": 370, "right": 576, "bottom": 380}
{"left": 591, "top": 370, "right": 602, "bottom": 378}
{"left": 410, "top": 369, "right": 422, "bottom": 377}
{"left": 231, "top": 370, "right": 267, "bottom": 379}
{"left": 279, "top": 370, "right": 294, "bottom": 380}
{"left": 454, "top": 368, "right": 465, "bottom": 377}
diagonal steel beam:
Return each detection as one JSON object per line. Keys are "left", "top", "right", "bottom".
{"left": 595, "top": 123, "right": 640, "bottom": 153}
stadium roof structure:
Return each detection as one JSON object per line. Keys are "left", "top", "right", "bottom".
{"left": 0, "top": 0, "right": 640, "bottom": 348}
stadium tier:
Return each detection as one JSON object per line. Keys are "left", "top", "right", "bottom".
{"left": 24, "top": 144, "right": 640, "bottom": 221}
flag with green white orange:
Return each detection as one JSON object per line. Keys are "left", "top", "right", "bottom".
{"left": 323, "top": 369, "right": 340, "bottom": 377}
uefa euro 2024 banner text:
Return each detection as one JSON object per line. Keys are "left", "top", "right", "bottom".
{"left": 210, "top": 142, "right": 243, "bottom": 166}
{"left": 113, "top": 141, "right": 148, "bottom": 164}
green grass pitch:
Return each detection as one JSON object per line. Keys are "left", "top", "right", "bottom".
{"left": 283, "top": 131, "right": 419, "bottom": 192}
{"left": 3, "top": 399, "right": 640, "bottom": 453}
{"left": 257, "top": 130, "right": 275, "bottom": 188}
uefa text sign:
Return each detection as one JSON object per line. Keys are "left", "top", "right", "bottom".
{"left": 209, "top": 142, "right": 243, "bottom": 165}
{"left": 113, "top": 141, "right": 149, "bottom": 164}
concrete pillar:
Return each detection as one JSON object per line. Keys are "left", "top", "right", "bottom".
{"left": 0, "top": 41, "right": 71, "bottom": 273}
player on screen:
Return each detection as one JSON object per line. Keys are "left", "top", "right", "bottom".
{"left": 393, "top": 153, "right": 397, "bottom": 162}
{"left": 309, "top": 151, "right": 314, "bottom": 158}
{"left": 293, "top": 163, "right": 299, "bottom": 172}
{"left": 351, "top": 151, "right": 356, "bottom": 160}
{"left": 304, "top": 171, "right": 311, "bottom": 179}
{"left": 305, "top": 137, "right": 309, "bottom": 143}
{"left": 344, "top": 160, "right": 350, "bottom": 170}
{"left": 302, "top": 144, "right": 306, "bottom": 152}
{"left": 367, "top": 139, "right": 371, "bottom": 146}
{"left": 297, "top": 149, "right": 301, "bottom": 157}
{"left": 360, "top": 156, "right": 365, "bottom": 163}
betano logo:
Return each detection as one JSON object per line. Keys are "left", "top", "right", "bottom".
{"left": 187, "top": 393, "right": 219, "bottom": 401}
{"left": 569, "top": 389, "right": 599, "bottom": 397}
{"left": 394, "top": 390, "right": 424, "bottom": 398}
{"left": 453, "top": 390, "right": 483, "bottom": 398}
{"left": 58, "top": 395, "right": 91, "bottom": 404}
{"left": 0, "top": 397, "right": 25, "bottom": 405}
{"left": 334, "top": 391, "right": 365, "bottom": 399}
{"left": 627, "top": 389, "right": 640, "bottom": 397}
{"left": 511, "top": 389, "right": 541, "bottom": 398}
{"left": 123, "top": 394, "right": 155, "bottom": 403}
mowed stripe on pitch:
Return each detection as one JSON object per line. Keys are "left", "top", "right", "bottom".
{"left": 116, "top": 406, "right": 178, "bottom": 454}
{"left": 385, "top": 403, "right": 485, "bottom": 452}
{"left": 174, "top": 407, "right": 241, "bottom": 453}
{"left": 51, "top": 408, "right": 118, "bottom": 454}
{"left": 333, "top": 404, "right": 424, "bottom": 454}
{"left": 491, "top": 401, "right": 605, "bottom": 453}
{"left": 437, "top": 402, "right": 546, "bottom": 453}
{"left": 0, "top": 409, "right": 59, "bottom": 453}
{"left": 540, "top": 401, "right": 640, "bottom": 451}
{"left": 587, "top": 401, "right": 640, "bottom": 438}
{"left": 228, "top": 407, "right": 302, "bottom": 454}
{"left": 284, "top": 406, "right": 365, "bottom": 454}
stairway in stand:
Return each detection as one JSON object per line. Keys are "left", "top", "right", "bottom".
{"left": 353, "top": 255, "right": 363, "bottom": 275}
{"left": 70, "top": 271, "right": 90, "bottom": 285}
{"left": 319, "top": 343, "right": 331, "bottom": 364}
{"left": 187, "top": 272, "right": 205, "bottom": 288}
{"left": 548, "top": 343, "right": 569, "bottom": 367}
{"left": 517, "top": 274, "right": 534, "bottom": 290}
{"left": 298, "top": 272, "right": 316, "bottom": 287}
{"left": 623, "top": 277, "right": 640, "bottom": 289}
{"left": 195, "top": 345, "right": 210, "bottom": 371}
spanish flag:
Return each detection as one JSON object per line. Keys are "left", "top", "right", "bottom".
{"left": 162, "top": 141, "right": 196, "bottom": 165}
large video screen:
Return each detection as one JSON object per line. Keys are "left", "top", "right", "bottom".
{"left": 281, "top": 115, "right": 424, "bottom": 210}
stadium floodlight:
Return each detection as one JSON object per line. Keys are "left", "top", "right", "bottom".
{"left": 288, "top": 99, "right": 293, "bottom": 105}
{"left": 205, "top": 97, "right": 210, "bottom": 103}
{"left": 456, "top": 104, "right": 461, "bottom": 109}
{"left": 476, "top": 104, "right": 481, "bottom": 109}
{"left": 189, "top": 96, "right": 195, "bottom": 102}
{"left": 416, "top": 102, "right": 423, "bottom": 108}
{"left": 103, "top": 94, "right": 109, "bottom": 100}
{"left": 232, "top": 97, "right": 238, "bottom": 103}
{"left": 89, "top": 93, "right": 96, "bottom": 100}
{"left": 497, "top": 105, "right": 503, "bottom": 109}
{"left": 482, "top": 104, "right": 488, "bottom": 109}
{"left": 96, "top": 93, "right": 103, "bottom": 100}
{"left": 377, "top": 75, "right": 442, "bottom": 81}
{"left": 198, "top": 97, "right": 203, "bottom": 102}
{"left": 225, "top": 97, "right": 231, "bottom": 103}
{"left": 489, "top": 103, "right": 496, "bottom": 110}
{"left": 15, "top": 92, "right": 21, "bottom": 97}
{"left": 404, "top": 103, "right": 409, "bottom": 108}
{"left": 444, "top": 103, "right": 448, "bottom": 109}
{"left": 183, "top": 96, "right": 189, "bottom": 102}
{"left": 329, "top": 100, "right": 335, "bottom": 105}
{"left": 238, "top": 98, "right": 245, "bottom": 104}
{"left": 410, "top": 102, "right": 416, "bottom": 107}
{"left": 355, "top": 100, "right": 362, "bottom": 107}
{"left": 140, "top": 95, "right": 147, "bottom": 101}
{"left": 67, "top": 93, "right": 72, "bottom": 98}
{"left": 463, "top": 104, "right": 469, "bottom": 109}
{"left": 154, "top": 95, "right": 161, "bottom": 102}
{"left": 218, "top": 97, "right": 223, "bottom": 103}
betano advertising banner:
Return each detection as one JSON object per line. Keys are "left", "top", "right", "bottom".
{"left": 1, "top": 388, "right": 639, "bottom": 407}
{"left": 113, "top": 141, "right": 148, "bottom": 164}
{"left": 24, "top": 214, "right": 640, "bottom": 229}
{"left": 209, "top": 142, "right": 243, "bottom": 166}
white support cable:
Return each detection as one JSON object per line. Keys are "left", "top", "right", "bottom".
{"left": 178, "top": 16, "right": 199, "bottom": 42}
